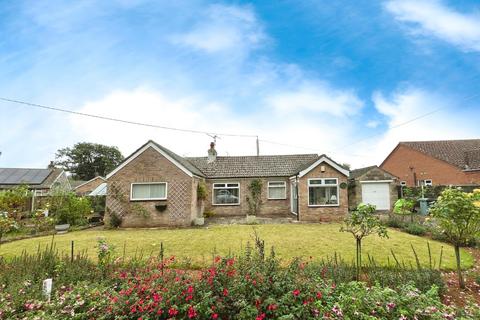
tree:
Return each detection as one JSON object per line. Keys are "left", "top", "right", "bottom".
{"left": 0, "top": 185, "right": 31, "bottom": 221}
{"left": 393, "top": 198, "right": 416, "bottom": 223}
{"left": 55, "top": 142, "right": 124, "bottom": 180}
{"left": 340, "top": 203, "right": 388, "bottom": 280}
{"left": 429, "top": 188, "right": 480, "bottom": 289}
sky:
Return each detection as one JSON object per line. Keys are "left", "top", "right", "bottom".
{"left": 0, "top": 0, "right": 479, "bottom": 169}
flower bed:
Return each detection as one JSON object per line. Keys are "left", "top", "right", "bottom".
{"left": 1, "top": 238, "right": 479, "bottom": 319}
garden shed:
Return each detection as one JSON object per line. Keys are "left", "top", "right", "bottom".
{"left": 348, "top": 165, "right": 398, "bottom": 211}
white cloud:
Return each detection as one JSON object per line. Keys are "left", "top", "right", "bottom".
{"left": 70, "top": 87, "right": 359, "bottom": 164}
{"left": 366, "top": 120, "right": 380, "bottom": 128}
{"left": 384, "top": 0, "right": 480, "bottom": 52}
{"left": 345, "top": 88, "right": 478, "bottom": 168}
{"left": 267, "top": 81, "right": 364, "bottom": 117}
{"left": 171, "top": 4, "right": 266, "bottom": 54}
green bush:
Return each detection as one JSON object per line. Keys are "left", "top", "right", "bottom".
{"left": 385, "top": 216, "right": 405, "bottom": 228}
{"left": 49, "top": 192, "right": 91, "bottom": 226}
{"left": 405, "top": 223, "right": 427, "bottom": 236}
{"left": 108, "top": 211, "right": 123, "bottom": 228}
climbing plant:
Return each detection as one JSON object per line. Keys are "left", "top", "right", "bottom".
{"left": 247, "top": 179, "right": 263, "bottom": 216}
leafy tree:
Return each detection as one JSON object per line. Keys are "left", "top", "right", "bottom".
{"left": 340, "top": 203, "right": 388, "bottom": 280}
{"left": 430, "top": 188, "right": 480, "bottom": 288}
{"left": 55, "top": 142, "right": 124, "bottom": 180}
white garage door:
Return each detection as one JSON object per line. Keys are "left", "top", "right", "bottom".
{"left": 361, "top": 182, "right": 390, "bottom": 210}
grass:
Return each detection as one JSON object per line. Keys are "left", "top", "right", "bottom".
{"left": 0, "top": 224, "right": 473, "bottom": 270}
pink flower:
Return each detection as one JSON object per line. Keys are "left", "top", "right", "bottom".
{"left": 293, "top": 289, "right": 300, "bottom": 297}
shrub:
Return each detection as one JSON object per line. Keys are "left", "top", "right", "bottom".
{"left": 385, "top": 216, "right": 405, "bottom": 228}
{"left": 49, "top": 191, "right": 91, "bottom": 226}
{"left": 203, "top": 209, "right": 215, "bottom": 218}
{"left": 405, "top": 223, "right": 427, "bottom": 236}
{"left": 108, "top": 211, "right": 123, "bottom": 228}
{"left": 197, "top": 181, "right": 208, "bottom": 201}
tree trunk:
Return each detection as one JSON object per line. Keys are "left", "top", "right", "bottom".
{"left": 454, "top": 245, "right": 465, "bottom": 289}
{"left": 356, "top": 238, "right": 362, "bottom": 281}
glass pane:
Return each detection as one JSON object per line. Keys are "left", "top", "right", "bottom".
{"left": 213, "top": 183, "right": 226, "bottom": 188}
{"left": 269, "top": 186, "right": 285, "bottom": 199}
{"left": 227, "top": 183, "right": 239, "bottom": 188}
{"left": 324, "top": 179, "right": 337, "bottom": 185}
{"left": 150, "top": 184, "right": 166, "bottom": 198}
{"left": 132, "top": 184, "right": 150, "bottom": 199}
{"left": 269, "top": 181, "right": 285, "bottom": 187}
{"left": 309, "top": 186, "right": 338, "bottom": 205}
{"left": 214, "top": 188, "right": 239, "bottom": 204}
{"left": 309, "top": 179, "right": 322, "bottom": 185}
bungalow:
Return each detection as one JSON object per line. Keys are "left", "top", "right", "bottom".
{"left": 105, "top": 140, "right": 350, "bottom": 227}
{"left": 0, "top": 167, "right": 70, "bottom": 196}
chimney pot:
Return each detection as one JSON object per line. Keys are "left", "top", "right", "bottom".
{"left": 208, "top": 142, "right": 217, "bottom": 163}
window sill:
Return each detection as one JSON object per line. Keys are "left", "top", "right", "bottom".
{"left": 130, "top": 198, "right": 167, "bottom": 202}
{"left": 268, "top": 197, "right": 287, "bottom": 200}
{"left": 308, "top": 204, "right": 339, "bottom": 207}
{"left": 212, "top": 203, "right": 240, "bottom": 206}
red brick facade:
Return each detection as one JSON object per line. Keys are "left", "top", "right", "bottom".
{"left": 381, "top": 144, "right": 480, "bottom": 187}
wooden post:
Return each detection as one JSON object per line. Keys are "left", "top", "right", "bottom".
{"left": 71, "top": 240, "right": 74, "bottom": 262}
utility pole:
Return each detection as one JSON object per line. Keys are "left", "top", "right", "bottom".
{"left": 256, "top": 136, "right": 259, "bottom": 156}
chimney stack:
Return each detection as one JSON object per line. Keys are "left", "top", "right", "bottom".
{"left": 208, "top": 142, "right": 217, "bottom": 163}
{"left": 47, "top": 161, "right": 56, "bottom": 169}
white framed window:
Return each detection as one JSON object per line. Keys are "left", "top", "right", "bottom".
{"left": 417, "top": 179, "right": 433, "bottom": 187}
{"left": 130, "top": 182, "right": 167, "bottom": 201}
{"left": 308, "top": 178, "right": 339, "bottom": 207}
{"left": 400, "top": 181, "right": 407, "bottom": 186}
{"left": 268, "top": 181, "right": 287, "bottom": 200}
{"left": 213, "top": 182, "right": 240, "bottom": 205}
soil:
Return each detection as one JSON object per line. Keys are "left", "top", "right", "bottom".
{"left": 442, "top": 247, "right": 480, "bottom": 307}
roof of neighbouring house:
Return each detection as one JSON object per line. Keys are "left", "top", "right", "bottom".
{"left": 186, "top": 154, "right": 321, "bottom": 178}
{"left": 349, "top": 165, "right": 397, "bottom": 180}
{"left": 0, "top": 167, "right": 65, "bottom": 189}
{"left": 89, "top": 182, "right": 107, "bottom": 196}
{"left": 349, "top": 165, "right": 378, "bottom": 179}
{"left": 400, "top": 139, "right": 480, "bottom": 170}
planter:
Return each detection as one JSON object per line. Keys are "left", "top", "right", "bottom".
{"left": 193, "top": 217, "right": 205, "bottom": 226}
{"left": 155, "top": 204, "right": 167, "bottom": 212}
{"left": 55, "top": 224, "right": 70, "bottom": 234}
{"left": 246, "top": 215, "right": 257, "bottom": 225}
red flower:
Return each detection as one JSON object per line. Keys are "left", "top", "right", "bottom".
{"left": 187, "top": 285, "right": 194, "bottom": 293}
{"left": 214, "top": 256, "right": 221, "bottom": 263}
{"left": 212, "top": 313, "right": 218, "bottom": 319}
{"left": 168, "top": 307, "right": 178, "bottom": 316}
{"left": 156, "top": 309, "right": 163, "bottom": 315}
{"left": 293, "top": 289, "right": 300, "bottom": 297}
{"left": 267, "top": 304, "right": 277, "bottom": 311}
{"left": 316, "top": 292, "right": 323, "bottom": 299}
{"left": 188, "top": 306, "right": 197, "bottom": 318}
{"left": 223, "top": 288, "right": 229, "bottom": 296}
{"left": 256, "top": 313, "right": 266, "bottom": 320}
{"left": 186, "top": 294, "right": 193, "bottom": 301}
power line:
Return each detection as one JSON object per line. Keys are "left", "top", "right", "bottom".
{"left": 0, "top": 97, "right": 258, "bottom": 138}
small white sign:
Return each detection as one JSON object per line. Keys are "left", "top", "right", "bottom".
{"left": 43, "top": 278, "right": 52, "bottom": 301}
{"left": 43, "top": 209, "right": 49, "bottom": 217}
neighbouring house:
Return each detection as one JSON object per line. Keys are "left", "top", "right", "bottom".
{"left": 348, "top": 165, "right": 398, "bottom": 211}
{"left": 105, "top": 140, "right": 350, "bottom": 227}
{"left": 380, "top": 139, "right": 480, "bottom": 187}
{"left": 0, "top": 166, "right": 71, "bottom": 211}
{"left": 74, "top": 176, "right": 106, "bottom": 195}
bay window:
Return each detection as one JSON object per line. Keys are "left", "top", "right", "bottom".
{"left": 308, "top": 178, "right": 339, "bottom": 206}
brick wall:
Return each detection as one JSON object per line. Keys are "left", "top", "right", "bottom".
{"left": 348, "top": 167, "right": 398, "bottom": 211}
{"left": 204, "top": 177, "right": 292, "bottom": 217}
{"left": 106, "top": 147, "right": 196, "bottom": 227}
{"left": 75, "top": 177, "right": 104, "bottom": 195}
{"left": 297, "top": 163, "right": 348, "bottom": 222}
{"left": 381, "top": 144, "right": 480, "bottom": 186}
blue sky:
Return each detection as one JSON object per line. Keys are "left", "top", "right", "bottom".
{"left": 0, "top": 0, "right": 479, "bottom": 169}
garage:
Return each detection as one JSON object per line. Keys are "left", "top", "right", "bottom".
{"left": 348, "top": 165, "right": 398, "bottom": 211}
{"left": 361, "top": 182, "right": 391, "bottom": 210}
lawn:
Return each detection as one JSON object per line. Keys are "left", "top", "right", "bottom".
{"left": 0, "top": 224, "right": 473, "bottom": 270}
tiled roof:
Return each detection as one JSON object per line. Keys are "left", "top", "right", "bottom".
{"left": 350, "top": 166, "right": 378, "bottom": 179}
{"left": 0, "top": 167, "right": 64, "bottom": 189}
{"left": 401, "top": 139, "right": 480, "bottom": 170}
{"left": 186, "top": 154, "right": 320, "bottom": 178}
